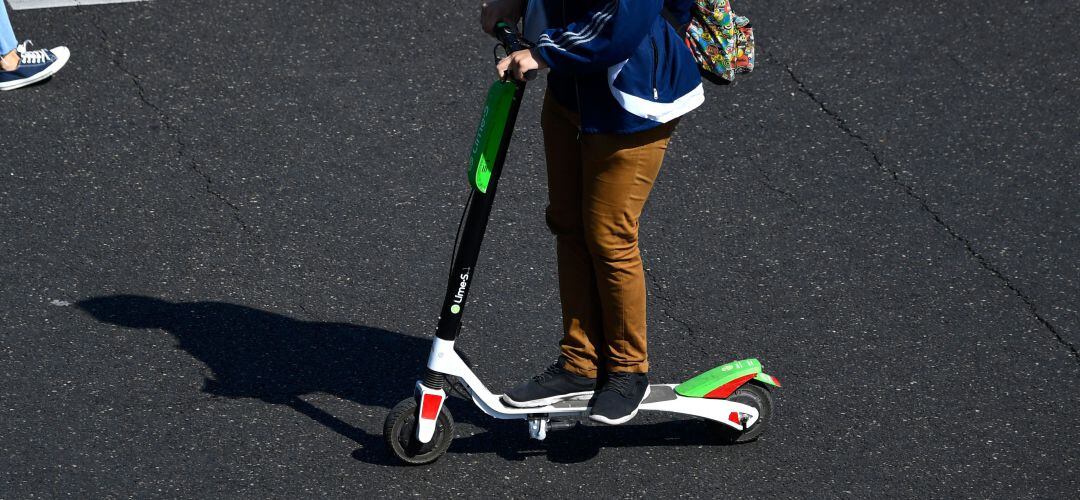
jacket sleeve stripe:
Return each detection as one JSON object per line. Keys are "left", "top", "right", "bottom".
{"left": 547, "top": 1, "right": 618, "bottom": 45}
{"left": 535, "top": 1, "right": 618, "bottom": 51}
{"left": 535, "top": 10, "right": 611, "bottom": 51}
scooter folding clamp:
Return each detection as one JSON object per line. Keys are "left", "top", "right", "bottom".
{"left": 528, "top": 415, "right": 580, "bottom": 441}
{"left": 527, "top": 416, "right": 548, "bottom": 441}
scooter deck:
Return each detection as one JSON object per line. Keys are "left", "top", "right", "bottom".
{"left": 546, "top": 384, "right": 678, "bottom": 410}
{"left": 520, "top": 383, "right": 758, "bottom": 432}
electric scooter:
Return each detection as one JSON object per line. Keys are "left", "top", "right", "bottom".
{"left": 383, "top": 23, "right": 780, "bottom": 465}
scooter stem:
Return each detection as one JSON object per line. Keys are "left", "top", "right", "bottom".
{"left": 433, "top": 23, "right": 529, "bottom": 344}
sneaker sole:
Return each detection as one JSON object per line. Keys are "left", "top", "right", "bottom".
{"left": 0, "top": 48, "right": 70, "bottom": 91}
{"left": 588, "top": 385, "right": 652, "bottom": 426}
{"left": 501, "top": 390, "right": 595, "bottom": 408}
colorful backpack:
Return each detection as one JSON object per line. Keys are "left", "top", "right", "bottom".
{"left": 683, "top": 0, "right": 755, "bottom": 85}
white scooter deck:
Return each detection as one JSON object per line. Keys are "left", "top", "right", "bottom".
{"left": 487, "top": 385, "right": 758, "bottom": 427}
{"left": 423, "top": 338, "right": 759, "bottom": 440}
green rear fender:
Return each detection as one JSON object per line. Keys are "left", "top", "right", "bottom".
{"left": 674, "top": 358, "right": 781, "bottom": 399}
{"left": 468, "top": 80, "right": 518, "bottom": 193}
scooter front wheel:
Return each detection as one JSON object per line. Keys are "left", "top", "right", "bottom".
{"left": 383, "top": 397, "right": 455, "bottom": 465}
{"left": 711, "top": 382, "right": 774, "bottom": 444}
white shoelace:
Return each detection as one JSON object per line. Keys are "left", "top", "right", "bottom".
{"left": 16, "top": 40, "right": 51, "bottom": 65}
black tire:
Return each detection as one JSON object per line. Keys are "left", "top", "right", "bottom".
{"left": 383, "top": 397, "right": 455, "bottom": 465}
{"left": 711, "top": 382, "right": 774, "bottom": 444}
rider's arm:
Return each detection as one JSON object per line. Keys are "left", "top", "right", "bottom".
{"left": 533, "top": 0, "right": 662, "bottom": 74}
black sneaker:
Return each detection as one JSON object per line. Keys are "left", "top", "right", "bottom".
{"left": 501, "top": 362, "right": 597, "bottom": 408}
{"left": 588, "top": 372, "right": 651, "bottom": 425}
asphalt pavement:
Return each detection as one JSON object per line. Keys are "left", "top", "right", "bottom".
{"left": 1, "top": 0, "right": 1078, "bottom": 497}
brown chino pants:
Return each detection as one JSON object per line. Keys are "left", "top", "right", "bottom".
{"left": 541, "top": 91, "right": 677, "bottom": 377}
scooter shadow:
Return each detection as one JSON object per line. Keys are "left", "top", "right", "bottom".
{"left": 76, "top": 294, "right": 445, "bottom": 465}
{"left": 78, "top": 295, "right": 735, "bottom": 465}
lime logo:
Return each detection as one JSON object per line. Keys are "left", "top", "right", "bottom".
{"left": 451, "top": 268, "right": 471, "bottom": 313}
{"left": 471, "top": 106, "right": 490, "bottom": 158}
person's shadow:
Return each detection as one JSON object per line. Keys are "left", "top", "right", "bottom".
{"left": 77, "top": 295, "right": 749, "bottom": 465}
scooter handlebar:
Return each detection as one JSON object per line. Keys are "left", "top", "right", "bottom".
{"left": 493, "top": 22, "right": 537, "bottom": 82}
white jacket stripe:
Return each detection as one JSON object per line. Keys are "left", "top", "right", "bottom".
{"left": 550, "top": 1, "right": 616, "bottom": 44}
{"left": 536, "top": 2, "right": 617, "bottom": 51}
{"left": 607, "top": 60, "right": 705, "bottom": 123}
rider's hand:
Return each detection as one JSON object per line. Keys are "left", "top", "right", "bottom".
{"left": 496, "top": 49, "right": 548, "bottom": 82}
{"left": 480, "top": 0, "right": 526, "bottom": 34}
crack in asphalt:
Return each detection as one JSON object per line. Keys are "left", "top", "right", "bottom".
{"left": 641, "top": 250, "right": 712, "bottom": 359}
{"left": 718, "top": 112, "right": 803, "bottom": 206}
{"left": 82, "top": 8, "right": 249, "bottom": 231}
{"left": 771, "top": 54, "right": 1079, "bottom": 364}
{"left": 754, "top": 162, "right": 802, "bottom": 207}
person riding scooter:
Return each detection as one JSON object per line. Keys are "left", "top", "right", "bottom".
{"left": 480, "top": 0, "right": 703, "bottom": 425}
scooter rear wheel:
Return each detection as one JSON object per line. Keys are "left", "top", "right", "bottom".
{"left": 383, "top": 397, "right": 455, "bottom": 465}
{"left": 711, "top": 382, "right": 773, "bottom": 444}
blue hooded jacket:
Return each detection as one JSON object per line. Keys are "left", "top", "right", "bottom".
{"left": 524, "top": 0, "right": 703, "bottom": 134}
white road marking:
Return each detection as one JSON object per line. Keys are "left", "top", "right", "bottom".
{"left": 49, "top": 299, "right": 71, "bottom": 306}
{"left": 8, "top": 0, "right": 147, "bottom": 10}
